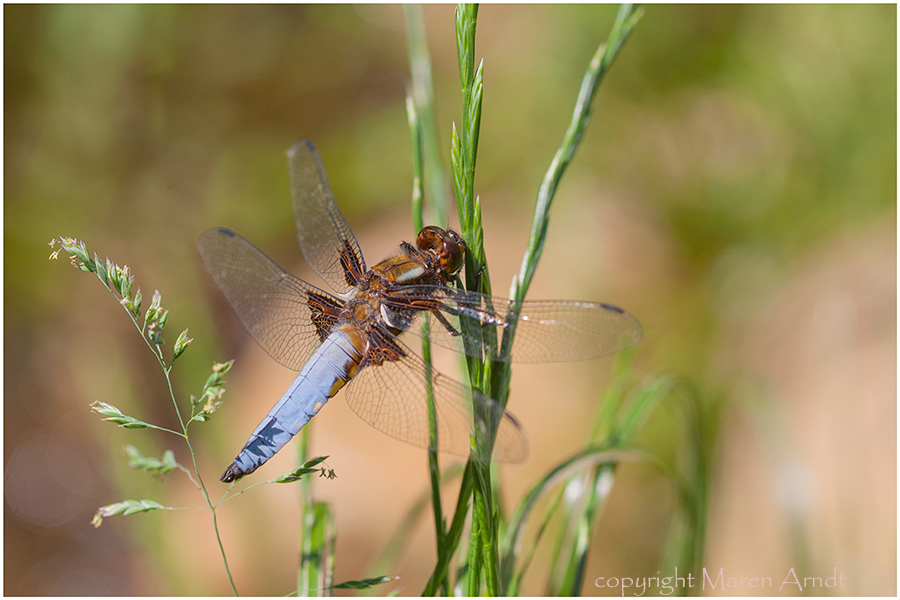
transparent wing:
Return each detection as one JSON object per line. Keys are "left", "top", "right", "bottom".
{"left": 344, "top": 335, "right": 527, "bottom": 463}
{"left": 198, "top": 227, "right": 342, "bottom": 371}
{"left": 287, "top": 139, "right": 366, "bottom": 294}
{"left": 381, "top": 286, "right": 643, "bottom": 363}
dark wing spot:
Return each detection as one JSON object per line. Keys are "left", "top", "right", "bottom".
{"left": 215, "top": 226, "right": 238, "bottom": 237}
{"left": 364, "top": 327, "right": 406, "bottom": 366}
{"left": 340, "top": 238, "right": 365, "bottom": 287}
{"left": 307, "top": 291, "right": 343, "bottom": 342}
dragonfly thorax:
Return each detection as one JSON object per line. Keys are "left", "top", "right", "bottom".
{"left": 342, "top": 271, "right": 415, "bottom": 337}
{"left": 344, "top": 282, "right": 385, "bottom": 326}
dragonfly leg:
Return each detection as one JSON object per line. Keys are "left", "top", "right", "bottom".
{"left": 471, "top": 262, "right": 487, "bottom": 291}
{"left": 431, "top": 309, "right": 461, "bottom": 337}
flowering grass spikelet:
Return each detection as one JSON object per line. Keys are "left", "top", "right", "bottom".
{"left": 50, "top": 234, "right": 248, "bottom": 593}
{"left": 90, "top": 401, "right": 151, "bottom": 429}
{"left": 124, "top": 445, "right": 179, "bottom": 478}
{"left": 190, "top": 360, "right": 234, "bottom": 422}
{"left": 173, "top": 329, "right": 193, "bottom": 362}
{"left": 92, "top": 499, "right": 166, "bottom": 528}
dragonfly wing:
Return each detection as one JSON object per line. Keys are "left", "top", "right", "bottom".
{"left": 492, "top": 298, "right": 642, "bottom": 362}
{"left": 287, "top": 139, "right": 366, "bottom": 294}
{"left": 198, "top": 227, "right": 342, "bottom": 371}
{"left": 343, "top": 334, "right": 527, "bottom": 463}
{"left": 384, "top": 288, "right": 642, "bottom": 363}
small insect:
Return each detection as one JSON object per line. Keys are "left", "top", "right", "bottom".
{"left": 199, "top": 140, "right": 642, "bottom": 482}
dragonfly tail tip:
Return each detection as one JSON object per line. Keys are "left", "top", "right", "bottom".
{"left": 220, "top": 464, "right": 244, "bottom": 483}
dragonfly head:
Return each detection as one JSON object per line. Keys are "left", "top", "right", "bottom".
{"left": 416, "top": 226, "right": 467, "bottom": 279}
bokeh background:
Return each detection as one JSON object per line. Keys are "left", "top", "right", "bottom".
{"left": 4, "top": 4, "right": 895, "bottom": 596}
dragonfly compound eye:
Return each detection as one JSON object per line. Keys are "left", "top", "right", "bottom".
{"left": 440, "top": 229, "right": 466, "bottom": 276}
{"left": 415, "top": 226, "right": 444, "bottom": 252}
{"left": 417, "top": 226, "right": 465, "bottom": 277}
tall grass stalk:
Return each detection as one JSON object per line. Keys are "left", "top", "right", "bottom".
{"left": 430, "top": 3, "right": 644, "bottom": 596}
{"left": 404, "top": 4, "right": 449, "bottom": 226}
{"left": 413, "top": 3, "right": 645, "bottom": 595}
{"left": 51, "top": 239, "right": 366, "bottom": 596}
{"left": 296, "top": 426, "right": 338, "bottom": 595}
{"left": 509, "top": 3, "right": 643, "bottom": 304}
{"left": 405, "top": 5, "right": 454, "bottom": 592}
{"left": 407, "top": 92, "right": 449, "bottom": 595}
{"left": 301, "top": 501, "right": 337, "bottom": 595}
{"left": 49, "top": 237, "right": 238, "bottom": 595}
{"left": 447, "top": 5, "right": 506, "bottom": 596}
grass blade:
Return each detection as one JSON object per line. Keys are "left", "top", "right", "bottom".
{"left": 510, "top": 3, "right": 644, "bottom": 304}
{"left": 548, "top": 375, "right": 678, "bottom": 594}
{"left": 405, "top": 29, "right": 450, "bottom": 592}
{"left": 404, "top": 4, "right": 448, "bottom": 226}
{"left": 500, "top": 447, "right": 641, "bottom": 593}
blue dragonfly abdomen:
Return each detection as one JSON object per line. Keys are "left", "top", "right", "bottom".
{"left": 220, "top": 328, "right": 365, "bottom": 482}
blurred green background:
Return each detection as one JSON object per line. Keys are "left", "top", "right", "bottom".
{"left": 4, "top": 4, "right": 895, "bottom": 595}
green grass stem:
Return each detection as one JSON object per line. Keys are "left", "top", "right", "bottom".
{"left": 500, "top": 447, "right": 641, "bottom": 594}
{"left": 447, "top": 4, "right": 507, "bottom": 595}
{"left": 50, "top": 237, "right": 238, "bottom": 595}
{"left": 547, "top": 373, "right": 675, "bottom": 594}
{"left": 510, "top": 3, "right": 643, "bottom": 304}
{"left": 299, "top": 501, "right": 336, "bottom": 596}
{"left": 406, "top": 90, "right": 449, "bottom": 595}
{"left": 404, "top": 4, "right": 449, "bottom": 226}
{"left": 421, "top": 4, "right": 645, "bottom": 595}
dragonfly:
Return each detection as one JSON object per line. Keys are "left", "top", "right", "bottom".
{"left": 199, "top": 139, "right": 642, "bottom": 483}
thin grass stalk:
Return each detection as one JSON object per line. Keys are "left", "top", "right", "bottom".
{"left": 405, "top": 10, "right": 459, "bottom": 591}
{"left": 510, "top": 3, "right": 643, "bottom": 305}
{"left": 296, "top": 425, "right": 334, "bottom": 595}
{"left": 296, "top": 425, "right": 312, "bottom": 593}
{"left": 300, "top": 501, "right": 336, "bottom": 596}
{"left": 503, "top": 482, "right": 565, "bottom": 596}
{"left": 548, "top": 468, "right": 611, "bottom": 595}
{"left": 448, "top": 4, "right": 507, "bottom": 595}
{"left": 549, "top": 375, "right": 676, "bottom": 594}
{"left": 166, "top": 349, "right": 238, "bottom": 595}
{"left": 162, "top": 341, "right": 237, "bottom": 594}
{"left": 489, "top": 3, "right": 644, "bottom": 431}
{"left": 50, "top": 238, "right": 237, "bottom": 594}
{"left": 658, "top": 382, "right": 715, "bottom": 582}
{"left": 423, "top": 461, "right": 475, "bottom": 595}
{"left": 684, "top": 388, "right": 712, "bottom": 576}
{"left": 404, "top": 4, "right": 448, "bottom": 225}
{"left": 407, "top": 93, "right": 450, "bottom": 595}
{"left": 499, "top": 448, "right": 640, "bottom": 591}
{"left": 189, "top": 437, "right": 237, "bottom": 594}
{"left": 408, "top": 96, "right": 426, "bottom": 233}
